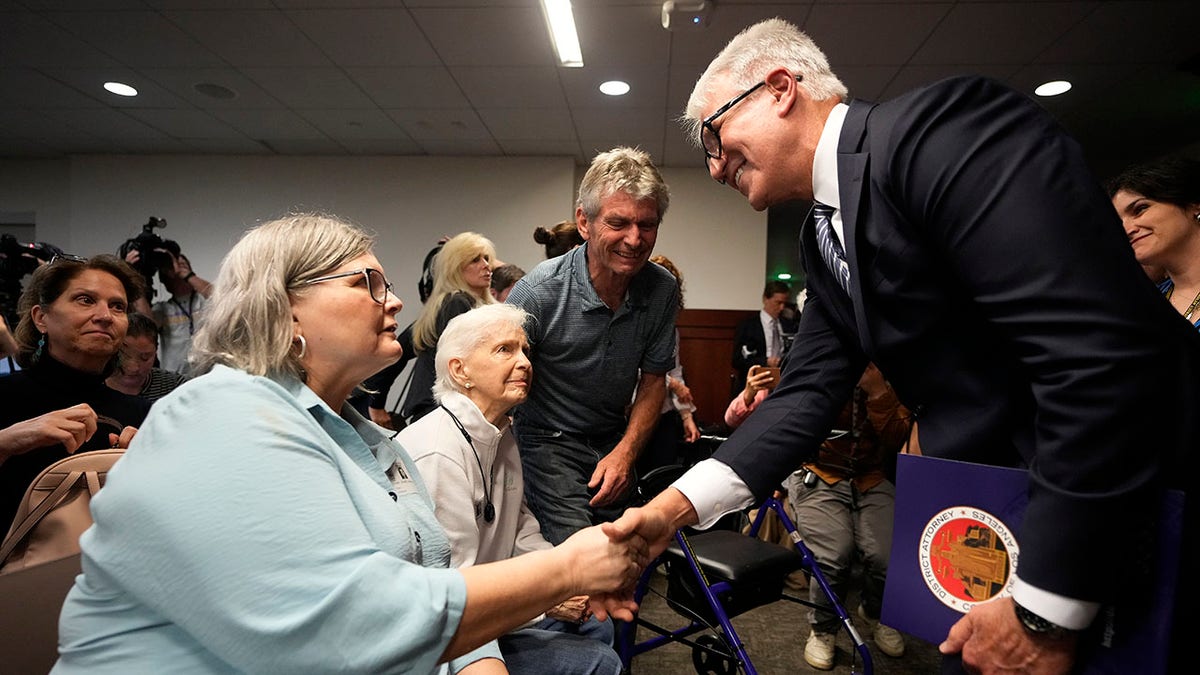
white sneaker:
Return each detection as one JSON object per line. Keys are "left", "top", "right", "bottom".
{"left": 803, "top": 631, "right": 836, "bottom": 670}
{"left": 857, "top": 605, "right": 906, "bottom": 658}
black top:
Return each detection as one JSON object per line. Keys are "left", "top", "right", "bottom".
{"left": 362, "top": 322, "right": 416, "bottom": 410}
{"left": 401, "top": 292, "right": 477, "bottom": 423}
{"left": 0, "top": 354, "right": 150, "bottom": 530}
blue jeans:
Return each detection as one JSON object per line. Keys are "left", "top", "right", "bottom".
{"left": 498, "top": 616, "right": 620, "bottom": 675}
{"left": 514, "top": 423, "right": 632, "bottom": 545}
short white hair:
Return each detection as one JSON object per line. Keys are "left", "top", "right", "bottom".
{"left": 432, "top": 303, "right": 530, "bottom": 401}
{"left": 682, "top": 18, "right": 848, "bottom": 145}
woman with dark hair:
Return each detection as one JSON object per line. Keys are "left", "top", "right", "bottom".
{"left": 52, "top": 214, "right": 644, "bottom": 674}
{"left": 104, "top": 311, "right": 187, "bottom": 403}
{"left": 1108, "top": 156, "right": 1200, "bottom": 329}
{"left": 403, "top": 232, "right": 497, "bottom": 423}
{"left": 0, "top": 254, "right": 148, "bottom": 530}
{"left": 532, "top": 220, "right": 584, "bottom": 259}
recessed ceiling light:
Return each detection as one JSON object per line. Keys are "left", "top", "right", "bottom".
{"left": 539, "top": 0, "right": 583, "bottom": 67}
{"left": 599, "top": 80, "right": 630, "bottom": 96}
{"left": 1034, "top": 80, "right": 1072, "bottom": 97}
{"left": 103, "top": 81, "right": 138, "bottom": 97}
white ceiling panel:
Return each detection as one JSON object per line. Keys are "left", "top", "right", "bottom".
{"left": 122, "top": 108, "right": 243, "bottom": 139}
{"left": 477, "top": 108, "right": 576, "bottom": 141}
{"left": 164, "top": 9, "right": 331, "bottom": 68}
{"left": 410, "top": 6, "right": 554, "bottom": 67}
{"left": 209, "top": 109, "right": 325, "bottom": 140}
{"left": 241, "top": 67, "right": 377, "bottom": 108}
{"left": 386, "top": 108, "right": 492, "bottom": 141}
{"left": 297, "top": 108, "right": 405, "bottom": 141}
{"left": 286, "top": 9, "right": 441, "bottom": 67}
{"left": 348, "top": 66, "right": 470, "bottom": 109}
{"left": 141, "top": 68, "right": 283, "bottom": 109}
{"left": 45, "top": 10, "right": 223, "bottom": 68}
{"left": 0, "top": 1, "right": 1193, "bottom": 173}
{"left": 451, "top": 66, "right": 567, "bottom": 109}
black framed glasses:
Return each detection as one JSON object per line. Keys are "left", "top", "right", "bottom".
{"left": 304, "top": 268, "right": 394, "bottom": 305}
{"left": 700, "top": 75, "right": 803, "bottom": 165}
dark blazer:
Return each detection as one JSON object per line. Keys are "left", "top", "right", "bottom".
{"left": 714, "top": 76, "right": 1196, "bottom": 603}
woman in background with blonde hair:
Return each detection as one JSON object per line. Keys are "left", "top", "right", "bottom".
{"left": 403, "top": 232, "right": 497, "bottom": 423}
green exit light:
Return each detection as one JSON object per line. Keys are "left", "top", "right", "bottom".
{"left": 777, "top": 273, "right": 792, "bottom": 281}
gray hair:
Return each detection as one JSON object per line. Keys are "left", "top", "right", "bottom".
{"left": 190, "top": 213, "right": 373, "bottom": 380}
{"left": 577, "top": 146, "right": 670, "bottom": 222}
{"left": 432, "top": 303, "right": 530, "bottom": 402}
{"left": 682, "top": 18, "right": 848, "bottom": 145}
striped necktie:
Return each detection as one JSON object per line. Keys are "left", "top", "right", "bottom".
{"left": 812, "top": 202, "right": 850, "bottom": 294}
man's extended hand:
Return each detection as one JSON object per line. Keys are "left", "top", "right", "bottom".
{"left": 940, "top": 597, "right": 1076, "bottom": 675}
{"left": 588, "top": 447, "right": 635, "bottom": 507}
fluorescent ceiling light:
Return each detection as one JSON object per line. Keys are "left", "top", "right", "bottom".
{"left": 103, "top": 81, "right": 138, "bottom": 97}
{"left": 599, "top": 80, "right": 630, "bottom": 96}
{"left": 1034, "top": 80, "right": 1072, "bottom": 97}
{"left": 540, "top": 0, "right": 583, "bottom": 67}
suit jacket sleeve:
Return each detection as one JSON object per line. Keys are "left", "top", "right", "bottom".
{"left": 715, "top": 289, "right": 867, "bottom": 497}
{"left": 877, "top": 77, "right": 1177, "bottom": 598}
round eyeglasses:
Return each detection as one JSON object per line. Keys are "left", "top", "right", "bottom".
{"left": 303, "top": 268, "right": 394, "bottom": 305}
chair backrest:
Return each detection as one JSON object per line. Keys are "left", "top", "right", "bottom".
{"left": 0, "top": 552, "right": 81, "bottom": 673}
{"left": 1, "top": 449, "right": 123, "bottom": 574}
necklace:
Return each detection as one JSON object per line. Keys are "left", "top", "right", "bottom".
{"left": 440, "top": 404, "right": 496, "bottom": 523}
{"left": 1165, "top": 284, "right": 1200, "bottom": 321}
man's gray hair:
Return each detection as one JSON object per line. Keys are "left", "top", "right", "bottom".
{"left": 190, "top": 213, "right": 373, "bottom": 380}
{"left": 433, "top": 303, "right": 530, "bottom": 402}
{"left": 682, "top": 18, "right": 848, "bottom": 145}
{"left": 577, "top": 146, "right": 670, "bottom": 222}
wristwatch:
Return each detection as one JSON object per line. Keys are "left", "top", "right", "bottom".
{"left": 1013, "top": 601, "right": 1074, "bottom": 640}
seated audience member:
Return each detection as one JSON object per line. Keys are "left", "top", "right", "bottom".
{"left": 533, "top": 220, "right": 584, "bottom": 259}
{"left": 731, "top": 281, "right": 795, "bottom": 395}
{"left": 490, "top": 264, "right": 525, "bottom": 303}
{"left": 723, "top": 364, "right": 778, "bottom": 429}
{"left": 52, "top": 214, "right": 644, "bottom": 674}
{"left": 784, "top": 363, "right": 910, "bottom": 670}
{"left": 402, "top": 304, "right": 621, "bottom": 675}
{"left": 403, "top": 232, "right": 498, "bottom": 424}
{"left": 0, "top": 254, "right": 147, "bottom": 531}
{"left": 1108, "top": 156, "right": 1200, "bottom": 330}
{"left": 104, "top": 311, "right": 186, "bottom": 403}
{"left": 639, "top": 255, "right": 697, "bottom": 476}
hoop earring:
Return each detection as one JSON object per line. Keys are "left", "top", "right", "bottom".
{"left": 1194, "top": 212, "right": 1200, "bottom": 222}
{"left": 34, "top": 333, "right": 46, "bottom": 361}
{"left": 293, "top": 335, "right": 307, "bottom": 359}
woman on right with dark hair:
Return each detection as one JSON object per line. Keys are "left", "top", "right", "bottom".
{"left": 532, "top": 220, "right": 584, "bottom": 259}
{"left": 1108, "top": 156, "right": 1200, "bottom": 330}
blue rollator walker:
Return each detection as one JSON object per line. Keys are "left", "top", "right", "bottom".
{"left": 616, "top": 457, "right": 874, "bottom": 675}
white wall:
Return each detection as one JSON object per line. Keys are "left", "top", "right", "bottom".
{"left": 0, "top": 155, "right": 766, "bottom": 319}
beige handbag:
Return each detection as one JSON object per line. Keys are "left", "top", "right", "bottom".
{"left": 0, "top": 449, "right": 123, "bottom": 574}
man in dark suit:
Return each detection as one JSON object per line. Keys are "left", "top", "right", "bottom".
{"left": 731, "top": 280, "right": 794, "bottom": 395}
{"left": 604, "top": 18, "right": 1196, "bottom": 674}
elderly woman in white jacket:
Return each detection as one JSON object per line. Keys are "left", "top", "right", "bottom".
{"left": 400, "top": 304, "right": 621, "bottom": 675}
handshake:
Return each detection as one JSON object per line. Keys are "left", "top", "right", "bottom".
{"left": 560, "top": 488, "right": 697, "bottom": 622}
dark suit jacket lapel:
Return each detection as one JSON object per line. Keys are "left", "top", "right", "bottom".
{"left": 836, "top": 99, "right": 877, "bottom": 353}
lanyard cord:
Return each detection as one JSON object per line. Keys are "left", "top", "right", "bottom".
{"left": 439, "top": 404, "right": 496, "bottom": 523}
{"left": 169, "top": 292, "right": 196, "bottom": 335}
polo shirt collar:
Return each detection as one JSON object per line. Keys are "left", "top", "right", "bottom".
{"left": 573, "top": 241, "right": 654, "bottom": 312}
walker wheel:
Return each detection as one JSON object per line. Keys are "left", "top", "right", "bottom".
{"left": 691, "top": 634, "right": 737, "bottom": 675}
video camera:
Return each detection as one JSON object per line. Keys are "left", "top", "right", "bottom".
{"left": 117, "top": 217, "right": 180, "bottom": 299}
{"left": 0, "top": 233, "right": 64, "bottom": 328}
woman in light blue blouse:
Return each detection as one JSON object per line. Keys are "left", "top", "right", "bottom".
{"left": 53, "top": 214, "right": 645, "bottom": 675}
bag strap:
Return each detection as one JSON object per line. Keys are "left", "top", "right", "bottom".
{"left": 0, "top": 470, "right": 86, "bottom": 563}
